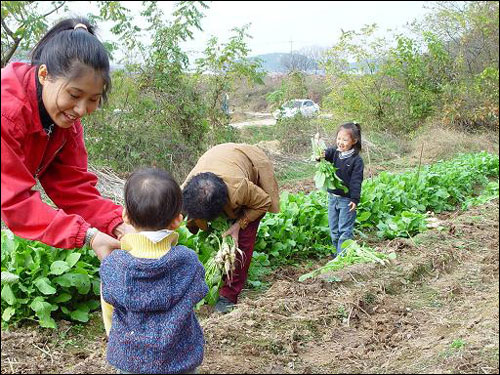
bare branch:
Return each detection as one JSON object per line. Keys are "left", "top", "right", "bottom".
{"left": 40, "top": 2, "right": 66, "bottom": 19}
{"left": 2, "top": 38, "right": 21, "bottom": 68}
{"left": 1, "top": 17, "right": 16, "bottom": 39}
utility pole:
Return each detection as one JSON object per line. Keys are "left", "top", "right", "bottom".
{"left": 289, "top": 39, "right": 294, "bottom": 72}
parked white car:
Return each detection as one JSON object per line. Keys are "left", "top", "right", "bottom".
{"left": 273, "top": 99, "right": 320, "bottom": 120}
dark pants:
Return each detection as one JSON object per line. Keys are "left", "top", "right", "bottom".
{"left": 219, "top": 217, "right": 262, "bottom": 304}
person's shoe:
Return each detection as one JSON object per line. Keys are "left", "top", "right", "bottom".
{"left": 215, "top": 296, "right": 235, "bottom": 314}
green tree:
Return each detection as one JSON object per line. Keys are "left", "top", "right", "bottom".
{"left": 322, "top": 11, "right": 497, "bottom": 133}
{"left": 83, "top": 1, "right": 244, "bottom": 178}
{"left": 138, "top": 1, "right": 210, "bottom": 143}
{"left": 1, "top": 1, "right": 140, "bottom": 67}
{"left": 195, "top": 24, "right": 265, "bottom": 127}
{"left": 323, "top": 24, "right": 392, "bottom": 129}
{"left": 1, "top": 1, "right": 67, "bottom": 67}
{"left": 284, "top": 71, "right": 308, "bottom": 101}
{"left": 266, "top": 71, "right": 308, "bottom": 110}
{"left": 421, "top": 1, "right": 498, "bottom": 76}
{"left": 383, "top": 32, "right": 451, "bottom": 123}
{"left": 419, "top": 1, "right": 499, "bottom": 129}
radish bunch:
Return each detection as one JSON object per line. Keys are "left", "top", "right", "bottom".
{"left": 204, "top": 218, "right": 245, "bottom": 297}
{"left": 311, "top": 133, "right": 348, "bottom": 193}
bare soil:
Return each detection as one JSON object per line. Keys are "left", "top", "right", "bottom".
{"left": 2, "top": 200, "right": 499, "bottom": 374}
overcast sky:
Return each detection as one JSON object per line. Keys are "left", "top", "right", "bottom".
{"left": 61, "top": 1, "right": 432, "bottom": 61}
{"left": 183, "top": 1, "right": 431, "bottom": 54}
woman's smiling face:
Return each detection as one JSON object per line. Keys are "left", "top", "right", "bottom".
{"left": 38, "top": 64, "right": 104, "bottom": 128}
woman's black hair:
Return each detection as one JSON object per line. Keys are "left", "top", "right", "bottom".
{"left": 30, "top": 17, "right": 111, "bottom": 104}
{"left": 124, "top": 168, "right": 183, "bottom": 230}
{"left": 338, "top": 122, "right": 362, "bottom": 153}
{"left": 182, "top": 172, "right": 228, "bottom": 221}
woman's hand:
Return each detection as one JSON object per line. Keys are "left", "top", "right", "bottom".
{"left": 92, "top": 231, "right": 120, "bottom": 260}
{"left": 223, "top": 221, "right": 241, "bottom": 246}
{"left": 348, "top": 201, "right": 357, "bottom": 212}
{"left": 113, "top": 223, "right": 135, "bottom": 240}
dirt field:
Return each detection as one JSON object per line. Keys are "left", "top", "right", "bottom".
{"left": 1, "top": 199, "right": 498, "bottom": 374}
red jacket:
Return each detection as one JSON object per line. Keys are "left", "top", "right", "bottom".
{"left": 1, "top": 62, "right": 123, "bottom": 249}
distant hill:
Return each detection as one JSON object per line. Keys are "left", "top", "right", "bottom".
{"left": 251, "top": 53, "right": 288, "bottom": 73}
{"left": 250, "top": 53, "right": 323, "bottom": 74}
{"left": 249, "top": 53, "right": 381, "bottom": 75}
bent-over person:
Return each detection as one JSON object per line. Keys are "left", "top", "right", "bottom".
{"left": 182, "top": 143, "right": 280, "bottom": 313}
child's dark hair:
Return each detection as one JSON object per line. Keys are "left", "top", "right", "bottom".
{"left": 339, "top": 122, "right": 362, "bottom": 153}
{"left": 30, "top": 17, "right": 111, "bottom": 104}
{"left": 124, "top": 168, "right": 183, "bottom": 230}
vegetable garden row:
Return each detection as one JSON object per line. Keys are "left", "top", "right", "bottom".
{"left": 1, "top": 152, "right": 498, "bottom": 329}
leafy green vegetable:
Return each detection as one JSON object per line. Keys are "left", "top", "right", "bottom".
{"left": 178, "top": 217, "right": 237, "bottom": 306}
{"left": 1, "top": 231, "right": 100, "bottom": 329}
{"left": 311, "top": 134, "right": 349, "bottom": 193}
{"left": 2, "top": 152, "right": 497, "bottom": 328}
{"left": 299, "top": 240, "right": 396, "bottom": 282}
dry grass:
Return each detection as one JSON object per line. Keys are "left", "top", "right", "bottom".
{"left": 410, "top": 124, "right": 499, "bottom": 163}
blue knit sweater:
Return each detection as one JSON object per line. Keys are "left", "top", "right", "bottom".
{"left": 100, "top": 245, "right": 208, "bottom": 374}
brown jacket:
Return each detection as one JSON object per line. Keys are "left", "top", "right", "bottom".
{"left": 182, "top": 143, "right": 280, "bottom": 230}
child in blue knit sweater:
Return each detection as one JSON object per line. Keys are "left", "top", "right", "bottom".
{"left": 100, "top": 168, "right": 208, "bottom": 374}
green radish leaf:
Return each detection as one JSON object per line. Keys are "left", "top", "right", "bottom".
{"left": 2, "top": 307, "right": 16, "bottom": 322}
{"left": 70, "top": 309, "right": 90, "bottom": 322}
{"left": 30, "top": 297, "right": 57, "bottom": 328}
{"left": 34, "top": 278, "right": 57, "bottom": 295}
{"left": 66, "top": 253, "right": 82, "bottom": 268}
{"left": 1, "top": 271, "right": 20, "bottom": 284}
{"left": 50, "top": 261, "right": 70, "bottom": 275}
{"left": 52, "top": 293, "right": 72, "bottom": 303}
{"left": 1, "top": 285, "right": 17, "bottom": 305}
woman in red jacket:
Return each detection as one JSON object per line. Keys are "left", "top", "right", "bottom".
{"left": 1, "top": 17, "right": 133, "bottom": 260}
